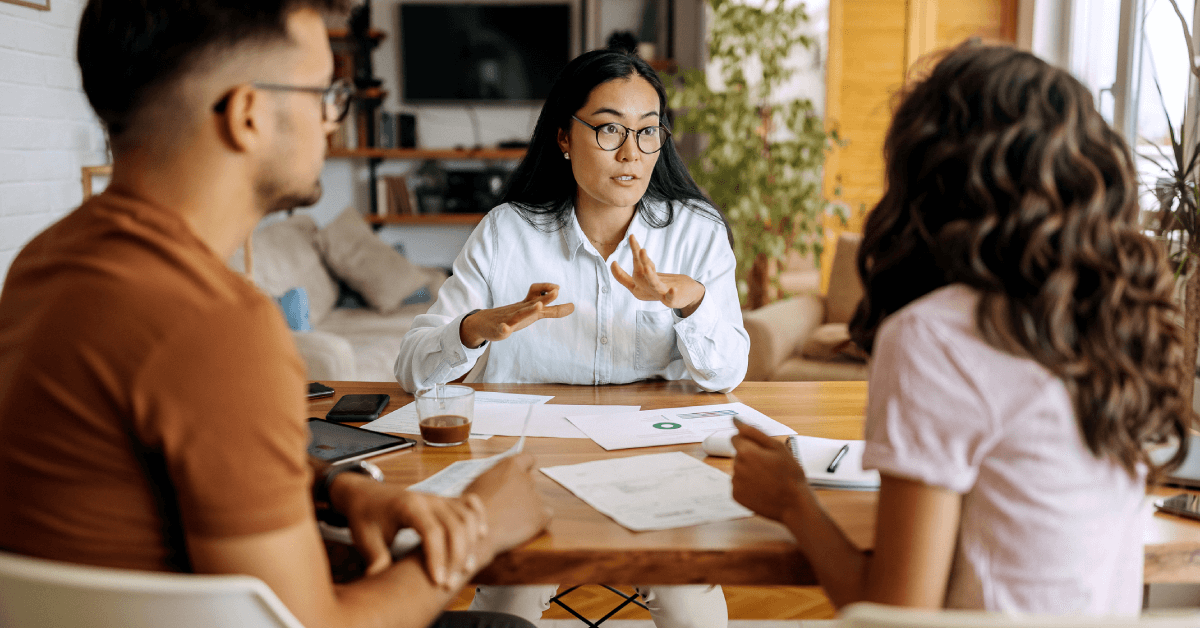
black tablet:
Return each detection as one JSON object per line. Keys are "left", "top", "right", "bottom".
{"left": 307, "top": 417, "right": 415, "bottom": 464}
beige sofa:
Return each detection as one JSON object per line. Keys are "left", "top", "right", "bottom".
{"left": 743, "top": 232, "right": 868, "bottom": 381}
{"left": 230, "top": 209, "right": 446, "bottom": 382}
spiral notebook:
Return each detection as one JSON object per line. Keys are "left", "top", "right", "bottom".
{"left": 787, "top": 435, "right": 880, "bottom": 491}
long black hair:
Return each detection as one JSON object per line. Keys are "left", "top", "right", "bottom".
{"left": 501, "top": 47, "right": 725, "bottom": 234}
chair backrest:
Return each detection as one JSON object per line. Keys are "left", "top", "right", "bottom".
{"left": 839, "top": 602, "right": 1200, "bottom": 628}
{"left": 0, "top": 551, "right": 305, "bottom": 628}
{"left": 825, "top": 232, "right": 863, "bottom": 325}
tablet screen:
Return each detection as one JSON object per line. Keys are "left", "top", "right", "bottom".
{"left": 307, "top": 418, "right": 415, "bottom": 464}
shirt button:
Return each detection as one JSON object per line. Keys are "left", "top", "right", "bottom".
{"left": 600, "top": 337, "right": 609, "bottom": 345}
{"left": 601, "top": 286, "right": 610, "bottom": 294}
{"left": 706, "top": 371, "right": 716, "bottom": 378}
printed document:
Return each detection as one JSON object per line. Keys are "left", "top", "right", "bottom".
{"left": 540, "top": 452, "right": 753, "bottom": 531}
{"left": 566, "top": 402, "right": 796, "bottom": 450}
{"left": 361, "top": 391, "right": 554, "bottom": 438}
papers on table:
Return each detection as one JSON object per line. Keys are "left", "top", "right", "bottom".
{"left": 361, "top": 391, "right": 554, "bottom": 438}
{"left": 566, "top": 402, "right": 796, "bottom": 451}
{"left": 787, "top": 436, "right": 880, "bottom": 491}
{"left": 540, "top": 452, "right": 753, "bottom": 531}
{"left": 407, "top": 406, "right": 535, "bottom": 497}
{"left": 469, "top": 404, "right": 640, "bottom": 438}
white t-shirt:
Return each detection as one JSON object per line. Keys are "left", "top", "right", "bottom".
{"left": 394, "top": 201, "right": 749, "bottom": 393}
{"left": 862, "top": 284, "right": 1147, "bottom": 614}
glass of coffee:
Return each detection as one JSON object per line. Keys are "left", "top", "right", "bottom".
{"left": 415, "top": 385, "right": 474, "bottom": 447}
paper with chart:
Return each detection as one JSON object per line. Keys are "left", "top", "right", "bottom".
{"left": 565, "top": 402, "right": 796, "bottom": 450}
{"left": 361, "top": 391, "right": 554, "bottom": 438}
{"left": 540, "top": 452, "right": 753, "bottom": 531}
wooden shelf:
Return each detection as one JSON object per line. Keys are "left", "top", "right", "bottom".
{"left": 365, "top": 213, "right": 487, "bottom": 226}
{"left": 327, "top": 147, "right": 527, "bottom": 160}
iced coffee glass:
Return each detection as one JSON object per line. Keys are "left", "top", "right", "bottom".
{"left": 415, "top": 385, "right": 474, "bottom": 447}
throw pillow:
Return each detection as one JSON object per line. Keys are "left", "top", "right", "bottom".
{"left": 275, "top": 287, "right": 313, "bottom": 332}
{"left": 800, "top": 323, "right": 868, "bottom": 362}
{"left": 316, "top": 207, "right": 431, "bottom": 313}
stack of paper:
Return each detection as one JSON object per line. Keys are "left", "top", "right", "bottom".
{"left": 787, "top": 436, "right": 880, "bottom": 491}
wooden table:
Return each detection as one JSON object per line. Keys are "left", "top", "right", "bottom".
{"left": 311, "top": 380, "right": 1200, "bottom": 586}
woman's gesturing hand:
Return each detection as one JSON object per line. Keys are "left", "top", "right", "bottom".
{"left": 610, "top": 234, "right": 705, "bottom": 317}
{"left": 459, "top": 283, "right": 575, "bottom": 349}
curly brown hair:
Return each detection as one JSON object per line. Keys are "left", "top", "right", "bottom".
{"left": 848, "top": 43, "right": 1194, "bottom": 479}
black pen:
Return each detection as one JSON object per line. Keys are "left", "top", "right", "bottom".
{"left": 827, "top": 443, "right": 850, "bottom": 473}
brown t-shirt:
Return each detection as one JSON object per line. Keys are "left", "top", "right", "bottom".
{"left": 0, "top": 191, "right": 313, "bottom": 572}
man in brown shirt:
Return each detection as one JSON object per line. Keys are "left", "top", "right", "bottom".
{"left": 0, "top": 1, "right": 548, "bottom": 627}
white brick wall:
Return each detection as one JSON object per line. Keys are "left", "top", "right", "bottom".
{"left": 0, "top": 0, "right": 107, "bottom": 282}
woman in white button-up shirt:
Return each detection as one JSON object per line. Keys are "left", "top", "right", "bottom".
{"left": 394, "top": 47, "right": 748, "bottom": 628}
{"left": 394, "top": 50, "right": 749, "bottom": 395}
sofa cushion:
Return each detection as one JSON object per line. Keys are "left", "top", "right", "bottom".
{"left": 274, "top": 287, "right": 312, "bottom": 332}
{"left": 825, "top": 232, "right": 864, "bottom": 324}
{"left": 239, "top": 214, "right": 339, "bottom": 324}
{"left": 317, "top": 207, "right": 442, "bottom": 314}
{"left": 799, "top": 323, "right": 868, "bottom": 362}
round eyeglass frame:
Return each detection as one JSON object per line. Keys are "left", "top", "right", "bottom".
{"left": 571, "top": 115, "right": 671, "bottom": 154}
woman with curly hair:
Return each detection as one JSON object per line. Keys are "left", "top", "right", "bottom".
{"left": 730, "top": 43, "right": 1194, "bottom": 614}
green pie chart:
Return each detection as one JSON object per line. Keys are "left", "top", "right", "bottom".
{"left": 653, "top": 422, "right": 682, "bottom": 430}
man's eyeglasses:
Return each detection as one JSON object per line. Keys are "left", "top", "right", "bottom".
{"left": 571, "top": 115, "right": 671, "bottom": 154}
{"left": 213, "top": 78, "right": 354, "bottom": 123}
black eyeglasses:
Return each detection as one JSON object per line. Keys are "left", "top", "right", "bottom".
{"left": 571, "top": 115, "right": 671, "bottom": 154}
{"left": 213, "top": 78, "right": 354, "bottom": 123}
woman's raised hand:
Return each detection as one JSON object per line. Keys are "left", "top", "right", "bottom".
{"left": 610, "top": 234, "right": 705, "bottom": 317}
{"left": 459, "top": 283, "right": 575, "bottom": 349}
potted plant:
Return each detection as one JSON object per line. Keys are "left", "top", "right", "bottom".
{"left": 667, "top": 0, "right": 843, "bottom": 309}
{"left": 1143, "top": 0, "right": 1200, "bottom": 410}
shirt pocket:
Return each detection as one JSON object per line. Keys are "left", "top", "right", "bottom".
{"left": 635, "top": 309, "right": 679, "bottom": 371}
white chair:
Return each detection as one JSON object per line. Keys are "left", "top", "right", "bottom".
{"left": 839, "top": 602, "right": 1200, "bottom": 628}
{"left": 0, "top": 550, "right": 304, "bottom": 628}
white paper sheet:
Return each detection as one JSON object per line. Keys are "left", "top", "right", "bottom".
{"left": 540, "top": 452, "right": 754, "bottom": 531}
{"left": 470, "top": 404, "right": 640, "bottom": 438}
{"left": 565, "top": 402, "right": 796, "bottom": 450}
{"left": 406, "top": 407, "right": 535, "bottom": 497}
{"left": 361, "top": 391, "right": 554, "bottom": 438}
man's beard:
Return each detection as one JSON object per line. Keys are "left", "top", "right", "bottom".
{"left": 257, "top": 175, "right": 323, "bottom": 214}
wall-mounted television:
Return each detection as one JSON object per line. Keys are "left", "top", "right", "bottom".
{"left": 399, "top": 3, "right": 573, "bottom": 103}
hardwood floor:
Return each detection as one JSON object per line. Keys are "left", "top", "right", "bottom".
{"left": 447, "top": 585, "right": 837, "bottom": 620}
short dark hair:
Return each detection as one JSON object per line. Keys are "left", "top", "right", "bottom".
{"left": 501, "top": 47, "right": 727, "bottom": 239}
{"left": 77, "top": 0, "right": 353, "bottom": 140}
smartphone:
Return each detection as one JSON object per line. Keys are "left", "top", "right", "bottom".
{"left": 1156, "top": 494, "right": 1200, "bottom": 522}
{"left": 326, "top": 394, "right": 391, "bottom": 423}
{"left": 308, "top": 382, "right": 335, "bottom": 400}
{"left": 307, "top": 418, "right": 414, "bottom": 463}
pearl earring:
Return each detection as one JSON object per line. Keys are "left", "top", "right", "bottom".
{"left": 564, "top": 152, "right": 570, "bottom": 160}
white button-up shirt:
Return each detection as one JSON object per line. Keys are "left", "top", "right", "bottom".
{"left": 394, "top": 201, "right": 749, "bottom": 392}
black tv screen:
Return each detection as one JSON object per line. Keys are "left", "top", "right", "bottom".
{"left": 400, "top": 4, "right": 572, "bottom": 102}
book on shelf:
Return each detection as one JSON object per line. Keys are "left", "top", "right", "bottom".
{"left": 375, "top": 175, "right": 418, "bottom": 217}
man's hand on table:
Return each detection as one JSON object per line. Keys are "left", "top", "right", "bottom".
{"left": 464, "top": 453, "right": 552, "bottom": 554}
{"left": 329, "top": 472, "right": 488, "bottom": 588}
